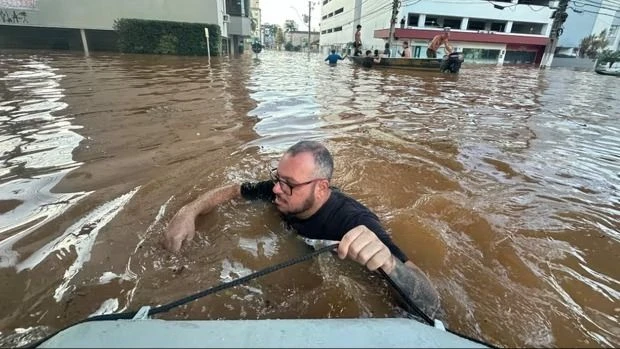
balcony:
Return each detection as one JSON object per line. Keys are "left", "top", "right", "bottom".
{"left": 227, "top": 15, "right": 251, "bottom": 36}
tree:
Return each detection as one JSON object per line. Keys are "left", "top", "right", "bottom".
{"left": 578, "top": 30, "right": 610, "bottom": 59}
{"left": 284, "top": 19, "right": 298, "bottom": 42}
{"left": 275, "top": 27, "right": 285, "bottom": 51}
{"left": 597, "top": 49, "right": 620, "bottom": 67}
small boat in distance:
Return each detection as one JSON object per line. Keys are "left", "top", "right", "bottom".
{"left": 349, "top": 52, "right": 465, "bottom": 73}
{"left": 594, "top": 64, "right": 620, "bottom": 76}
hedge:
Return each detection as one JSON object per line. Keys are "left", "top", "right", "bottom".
{"left": 113, "top": 18, "right": 220, "bottom": 56}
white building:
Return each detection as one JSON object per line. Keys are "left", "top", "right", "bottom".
{"left": 320, "top": 0, "right": 556, "bottom": 65}
{"left": 557, "top": 0, "right": 620, "bottom": 56}
{"left": 287, "top": 30, "right": 320, "bottom": 48}
{"left": 319, "top": 0, "right": 391, "bottom": 53}
{"left": 0, "top": 0, "right": 252, "bottom": 55}
{"left": 250, "top": 0, "right": 262, "bottom": 43}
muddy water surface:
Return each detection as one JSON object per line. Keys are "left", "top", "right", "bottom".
{"left": 0, "top": 50, "right": 619, "bottom": 347}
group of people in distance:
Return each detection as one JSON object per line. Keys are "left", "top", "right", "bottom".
{"left": 325, "top": 24, "right": 453, "bottom": 67}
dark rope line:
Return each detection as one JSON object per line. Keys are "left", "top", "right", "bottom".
{"left": 87, "top": 243, "right": 340, "bottom": 321}
{"left": 26, "top": 244, "right": 339, "bottom": 348}
{"left": 378, "top": 268, "right": 434, "bottom": 325}
{"left": 379, "top": 268, "right": 499, "bottom": 348}
{"left": 28, "top": 242, "right": 498, "bottom": 348}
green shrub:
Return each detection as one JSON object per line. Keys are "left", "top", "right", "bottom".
{"left": 114, "top": 18, "right": 220, "bottom": 56}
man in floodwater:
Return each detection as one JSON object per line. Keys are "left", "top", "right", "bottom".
{"left": 325, "top": 49, "right": 347, "bottom": 65}
{"left": 164, "top": 141, "right": 441, "bottom": 320}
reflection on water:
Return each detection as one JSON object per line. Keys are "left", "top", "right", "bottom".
{"left": 0, "top": 57, "right": 89, "bottom": 268}
{"left": 0, "top": 51, "right": 618, "bottom": 348}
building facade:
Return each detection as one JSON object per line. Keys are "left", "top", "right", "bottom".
{"left": 0, "top": 0, "right": 251, "bottom": 55}
{"left": 250, "top": 0, "right": 262, "bottom": 43}
{"left": 319, "top": 0, "right": 391, "bottom": 54}
{"left": 557, "top": 0, "right": 620, "bottom": 56}
{"left": 320, "top": 0, "right": 556, "bottom": 65}
{"left": 287, "top": 30, "right": 320, "bottom": 48}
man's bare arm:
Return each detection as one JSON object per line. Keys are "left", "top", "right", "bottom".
{"left": 164, "top": 184, "right": 241, "bottom": 252}
{"left": 386, "top": 258, "right": 441, "bottom": 320}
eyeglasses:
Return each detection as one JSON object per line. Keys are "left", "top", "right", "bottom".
{"left": 269, "top": 168, "right": 325, "bottom": 196}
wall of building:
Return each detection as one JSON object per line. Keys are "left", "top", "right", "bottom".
{"left": 289, "top": 31, "right": 320, "bottom": 47}
{"left": 0, "top": 0, "right": 222, "bottom": 30}
{"left": 400, "top": 0, "right": 552, "bottom": 35}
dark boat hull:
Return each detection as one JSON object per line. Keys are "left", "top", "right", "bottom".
{"left": 349, "top": 54, "right": 464, "bottom": 73}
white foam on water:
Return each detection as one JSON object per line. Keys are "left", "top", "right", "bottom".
{"left": 88, "top": 298, "right": 119, "bottom": 317}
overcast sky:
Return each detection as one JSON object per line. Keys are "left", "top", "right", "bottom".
{"left": 260, "top": 0, "right": 322, "bottom": 31}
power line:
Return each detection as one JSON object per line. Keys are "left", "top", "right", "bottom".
{"left": 573, "top": 0, "right": 620, "bottom": 11}
{"left": 569, "top": 6, "right": 620, "bottom": 18}
{"left": 574, "top": 1, "right": 620, "bottom": 12}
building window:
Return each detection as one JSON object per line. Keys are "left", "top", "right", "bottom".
{"left": 328, "top": 12, "right": 333, "bottom": 17}
{"left": 322, "top": 15, "right": 327, "bottom": 19}
{"left": 511, "top": 22, "right": 544, "bottom": 34}
{"left": 462, "top": 48, "right": 500, "bottom": 63}
{"left": 226, "top": 0, "right": 243, "bottom": 16}
{"left": 334, "top": 26, "right": 342, "bottom": 32}
{"left": 425, "top": 16, "right": 439, "bottom": 27}
{"left": 327, "top": 28, "right": 333, "bottom": 33}
{"left": 321, "top": 30, "right": 326, "bottom": 34}
{"left": 334, "top": 7, "right": 344, "bottom": 15}
{"left": 504, "top": 50, "right": 537, "bottom": 64}
{"left": 467, "top": 20, "right": 486, "bottom": 30}
{"left": 407, "top": 13, "right": 419, "bottom": 26}
{"left": 443, "top": 17, "right": 462, "bottom": 29}
{"left": 490, "top": 22, "right": 506, "bottom": 32}
{"left": 322, "top": 0, "right": 329, "bottom": 4}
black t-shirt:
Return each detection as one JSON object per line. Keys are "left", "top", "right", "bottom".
{"left": 240, "top": 181, "right": 409, "bottom": 262}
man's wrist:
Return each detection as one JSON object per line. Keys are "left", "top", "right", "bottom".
{"left": 383, "top": 255, "right": 397, "bottom": 275}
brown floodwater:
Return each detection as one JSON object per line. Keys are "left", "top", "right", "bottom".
{"left": 0, "top": 50, "right": 618, "bottom": 348}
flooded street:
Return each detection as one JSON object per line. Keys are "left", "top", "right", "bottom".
{"left": 0, "top": 50, "right": 619, "bottom": 347}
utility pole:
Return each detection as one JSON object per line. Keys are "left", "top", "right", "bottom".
{"left": 540, "top": 0, "right": 569, "bottom": 69}
{"left": 387, "top": 0, "right": 401, "bottom": 56}
{"left": 308, "top": 0, "right": 312, "bottom": 53}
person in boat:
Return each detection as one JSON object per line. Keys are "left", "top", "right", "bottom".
{"left": 427, "top": 27, "right": 453, "bottom": 58}
{"left": 361, "top": 50, "right": 381, "bottom": 68}
{"left": 383, "top": 43, "right": 391, "bottom": 58}
{"left": 325, "top": 49, "right": 347, "bottom": 65}
{"left": 354, "top": 24, "right": 363, "bottom": 56}
{"left": 373, "top": 49, "right": 382, "bottom": 63}
{"left": 164, "top": 140, "right": 442, "bottom": 319}
{"left": 398, "top": 41, "right": 412, "bottom": 58}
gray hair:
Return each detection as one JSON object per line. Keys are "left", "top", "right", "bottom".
{"left": 286, "top": 140, "right": 334, "bottom": 180}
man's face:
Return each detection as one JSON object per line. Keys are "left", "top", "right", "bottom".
{"left": 271, "top": 152, "right": 323, "bottom": 216}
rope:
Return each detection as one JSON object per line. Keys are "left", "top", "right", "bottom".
{"left": 87, "top": 243, "right": 341, "bottom": 321}
{"left": 28, "top": 242, "right": 499, "bottom": 348}
{"left": 26, "top": 244, "right": 338, "bottom": 348}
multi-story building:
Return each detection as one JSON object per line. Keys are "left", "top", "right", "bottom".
{"left": 250, "top": 0, "right": 262, "bottom": 43}
{"left": 557, "top": 0, "right": 620, "bottom": 56}
{"left": 0, "top": 0, "right": 251, "bottom": 55}
{"left": 320, "top": 0, "right": 556, "bottom": 65}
